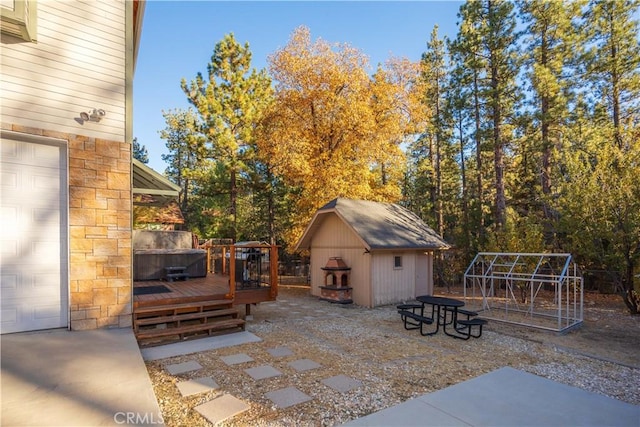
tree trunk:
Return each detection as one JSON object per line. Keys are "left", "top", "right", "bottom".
{"left": 608, "top": 10, "right": 622, "bottom": 148}
{"left": 230, "top": 166, "right": 237, "bottom": 241}
{"left": 428, "top": 135, "right": 437, "bottom": 223}
{"left": 435, "top": 93, "right": 444, "bottom": 237}
{"left": 267, "top": 170, "right": 276, "bottom": 245}
{"left": 473, "top": 70, "right": 484, "bottom": 241}
{"left": 459, "top": 115, "right": 471, "bottom": 249}
{"left": 622, "top": 250, "right": 639, "bottom": 314}
{"left": 491, "top": 60, "right": 506, "bottom": 230}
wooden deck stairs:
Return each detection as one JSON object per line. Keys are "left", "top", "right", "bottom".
{"left": 134, "top": 299, "right": 245, "bottom": 345}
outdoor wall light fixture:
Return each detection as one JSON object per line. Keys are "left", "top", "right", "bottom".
{"left": 80, "top": 108, "right": 106, "bottom": 122}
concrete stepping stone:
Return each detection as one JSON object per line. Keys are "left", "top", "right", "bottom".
{"left": 244, "top": 365, "right": 282, "bottom": 380}
{"left": 288, "top": 359, "right": 321, "bottom": 372}
{"left": 265, "top": 386, "right": 312, "bottom": 409}
{"left": 176, "top": 377, "right": 218, "bottom": 397}
{"left": 267, "top": 346, "right": 294, "bottom": 357}
{"left": 322, "top": 375, "right": 362, "bottom": 393}
{"left": 195, "top": 393, "right": 249, "bottom": 424}
{"left": 165, "top": 360, "right": 202, "bottom": 375}
{"left": 221, "top": 353, "right": 254, "bottom": 365}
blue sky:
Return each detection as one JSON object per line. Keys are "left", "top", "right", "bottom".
{"left": 134, "top": 1, "right": 464, "bottom": 172}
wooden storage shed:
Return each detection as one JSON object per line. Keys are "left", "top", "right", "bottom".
{"left": 296, "top": 198, "right": 451, "bottom": 307}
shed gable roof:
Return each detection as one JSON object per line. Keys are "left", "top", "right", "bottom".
{"left": 296, "top": 198, "right": 451, "bottom": 251}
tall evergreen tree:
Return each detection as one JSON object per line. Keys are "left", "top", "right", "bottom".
{"left": 421, "top": 26, "right": 451, "bottom": 236}
{"left": 583, "top": 0, "right": 640, "bottom": 148}
{"left": 519, "top": 0, "right": 582, "bottom": 217}
{"left": 159, "top": 109, "right": 208, "bottom": 227}
{"left": 446, "top": 58, "right": 473, "bottom": 252}
{"left": 181, "top": 33, "right": 273, "bottom": 241}
{"left": 481, "top": 0, "right": 520, "bottom": 231}
{"left": 132, "top": 137, "right": 149, "bottom": 164}
{"left": 450, "top": 1, "right": 489, "bottom": 246}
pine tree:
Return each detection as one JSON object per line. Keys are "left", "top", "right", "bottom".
{"left": 181, "top": 33, "right": 273, "bottom": 241}
{"left": 446, "top": 59, "right": 473, "bottom": 252}
{"left": 159, "top": 109, "right": 208, "bottom": 227}
{"left": 450, "top": 1, "right": 489, "bottom": 245}
{"left": 482, "top": 0, "right": 520, "bottom": 231}
{"left": 519, "top": 0, "right": 582, "bottom": 215}
{"left": 421, "top": 26, "right": 452, "bottom": 236}
{"left": 132, "top": 137, "right": 149, "bottom": 164}
{"left": 583, "top": 0, "right": 640, "bottom": 148}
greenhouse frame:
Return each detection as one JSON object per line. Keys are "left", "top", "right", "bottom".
{"left": 463, "top": 253, "right": 583, "bottom": 332}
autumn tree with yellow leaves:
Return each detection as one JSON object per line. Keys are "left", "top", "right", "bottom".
{"left": 258, "top": 26, "right": 428, "bottom": 246}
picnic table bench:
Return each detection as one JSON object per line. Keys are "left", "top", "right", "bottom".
{"left": 399, "top": 297, "right": 488, "bottom": 339}
{"left": 397, "top": 303, "right": 435, "bottom": 336}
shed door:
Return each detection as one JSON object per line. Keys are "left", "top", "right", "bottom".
{"left": 1, "top": 136, "right": 68, "bottom": 333}
{"left": 415, "top": 253, "right": 432, "bottom": 296}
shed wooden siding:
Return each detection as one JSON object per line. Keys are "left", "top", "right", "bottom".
{"left": 308, "top": 214, "right": 372, "bottom": 307}
{"left": 1, "top": 1, "right": 126, "bottom": 141}
{"left": 370, "top": 252, "right": 433, "bottom": 306}
{"left": 371, "top": 252, "right": 417, "bottom": 306}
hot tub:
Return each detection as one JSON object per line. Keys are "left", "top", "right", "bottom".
{"left": 133, "top": 249, "right": 207, "bottom": 281}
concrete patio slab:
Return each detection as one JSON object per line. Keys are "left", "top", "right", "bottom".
{"left": 141, "top": 331, "right": 261, "bottom": 361}
{"left": 288, "top": 358, "right": 321, "bottom": 372}
{"left": 1, "top": 328, "right": 163, "bottom": 427}
{"left": 322, "top": 375, "right": 363, "bottom": 393}
{"left": 265, "top": 386, "right": 313, "bottom": 409}
{"left": 343, "top": 367, "right": 640, "bottom": 426}
{"left": 165, "top": 360, "right": 202, "bottom": 375}
{"left": 176, "top": 377, "right": 218, "bottom": 397}
{"left": 346, "top": 397, "right": 468, "bottom": 427}
{"left": 266, "top": 346, "right": 294, "bottom": 357}
{"left": 194, "top": 393, "right": 249, "bottom": 424}
{"left": 244, "top": 365, "right": 282, "bottom": 380}
{"left": 220, "top": 353, "right": 254, "bottom": 365}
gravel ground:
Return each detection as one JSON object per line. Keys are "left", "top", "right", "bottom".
{"left": 145, "top": 286, "right": 640, "bottom": 427}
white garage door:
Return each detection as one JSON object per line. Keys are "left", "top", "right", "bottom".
{"left": 1, "top": 135, "right": 68, "bottom": 333}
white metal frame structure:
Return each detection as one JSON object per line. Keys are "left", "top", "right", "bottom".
{"left": 463, "top": 253, "right": 583, "bottom": 332}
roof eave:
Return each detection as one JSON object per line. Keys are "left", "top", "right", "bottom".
{"left": 368, "top": 244, "right": 451, "bottom": 251}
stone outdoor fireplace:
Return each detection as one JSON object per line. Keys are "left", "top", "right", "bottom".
{"left": 320, "top": 257, "right": 352, "bottom": 304}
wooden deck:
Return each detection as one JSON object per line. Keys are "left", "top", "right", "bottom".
{"left": 133, "top": 273, "right": 278, "bottom": 310}
{"left": 132, "top": 243, "right": 279, "bottom": 345}
{"left": 134, "top": 275, "right": 230, "bottom": 308}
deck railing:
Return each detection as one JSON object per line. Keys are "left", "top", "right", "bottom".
{"left": 201, "top": 243, "right": 279, "bottom": 301}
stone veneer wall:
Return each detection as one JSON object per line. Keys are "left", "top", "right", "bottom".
{"left": 68, "top": 131, "right": 132, "bottom": 330}
{"left": 5, "top": 124, "right": 133, "bottom": 330}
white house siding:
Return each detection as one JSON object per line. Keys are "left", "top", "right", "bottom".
{"left": 1, "top": 1, "right": 126, "bottom": 141}
{"left": 1, "top": 1, "right": 133, "bottom": 331}
{"left": 308, "top": 214, "right": 372, "bottom": 307}
{"left": 370, "top": 252, "right": 417, "bottom": 307}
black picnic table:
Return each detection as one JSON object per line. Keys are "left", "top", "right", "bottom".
{"left": 416, "top": 295, "right": 464, "bottom": 337}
